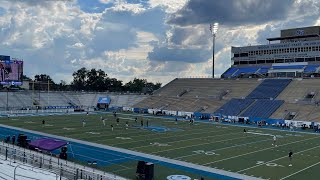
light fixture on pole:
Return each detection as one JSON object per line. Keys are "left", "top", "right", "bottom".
{"left": 210, "top": 22, "right": 219, "bottom": 78}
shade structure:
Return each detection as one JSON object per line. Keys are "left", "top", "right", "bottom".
{"left": 29, "top": 138, "right": 68, "bottom": 151}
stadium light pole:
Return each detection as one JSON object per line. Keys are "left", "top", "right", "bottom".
{"left": 210, "top": 22, "right": 219, "bottom": 78}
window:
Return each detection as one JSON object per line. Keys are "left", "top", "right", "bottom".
{"left": 239, "top": 61, "right": 249, "bottom": 65}
{"left": 266, "top": 59, "right": 275, "bottom": 63}
{"left": 257, "top": 60, "right": 266, "bottom": 64}
{"left": 306, "top": 57, "right": 315, "bottom": 62}
{"left": 249, "top": 61, "right": 256, "bottom": 64}
{"left": 295, "top": 58, "right": 305, "bottom": 62}
{"left": 316, "top": 57, "right": 320, "bottom": 61}
{"left": 276, "top": 59, "right": 284, "bottom": 63}
{"left": 240, "top": 53, "right": 249, "bottom": 57}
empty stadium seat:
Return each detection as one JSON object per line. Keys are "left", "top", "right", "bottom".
{"left": 246, "top": 79, "right": 291, "bottom": 99}
{"left": 214, "top": 98, "right": 255, "bottom": 116}
{"left": 241, "top": 99, "right": 284, "bottom": 118}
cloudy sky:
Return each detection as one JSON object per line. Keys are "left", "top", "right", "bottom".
{"left": 0, "top": 0, "right": 320, "bottom": 85}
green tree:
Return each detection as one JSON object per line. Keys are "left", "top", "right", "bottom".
{"left": 71, "top": 67, "right": 88, "bottom": 90}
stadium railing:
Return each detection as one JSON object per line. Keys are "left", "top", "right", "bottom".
{"left": 0, "top": 142, "right": 127, "bottom": 180}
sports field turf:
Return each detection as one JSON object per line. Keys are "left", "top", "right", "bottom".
{"left": 1, "top": 112, "right": 320, "bottom": 180}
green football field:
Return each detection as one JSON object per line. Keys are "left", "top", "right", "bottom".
{"left": 1, "top": 112, "right": 320, "bottom": 180}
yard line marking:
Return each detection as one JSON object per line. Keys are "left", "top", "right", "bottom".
{"left": 237, "top": 144, "right": 320, "bottom": 173}
{"left": 203, "top": 136, "right": 320, "bottom": 166}
{"left": 110, "top": 128, "right": 235, "bottom": 146}
{"left": 174, "top": 138, "right": 271, "bottom": 160}
{"left": 130, "top": 131, "right": 244, "bottom": 150}
{"left": 246, "top": 132, "right": 273, "bottom": 136}
{"left": 129, "top": 133, "right": 243, "bottom": 150}
{"left": 149, "top": 134, "right": 264, "bottom": 154}
{"left": 279, "top": 161, "right": 320, "bottom": 180}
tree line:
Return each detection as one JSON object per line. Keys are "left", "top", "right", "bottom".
{"left": 7, "top": 67, "right": 162, "bottom": 93}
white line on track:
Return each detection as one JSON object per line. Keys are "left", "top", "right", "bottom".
{"left": 279, "top": 161, "right": 320, "bottom": 180}
{"left": 203, "top": 136, "right": 320, "bottom": 166}
{"left": 237, "top": 144, "right": 320, "bottom": 173}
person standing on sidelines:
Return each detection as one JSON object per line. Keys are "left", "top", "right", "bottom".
{"left": 135, "top": 117, "right": 138, "bottom": 123}
{"left": 111, "top": 124, "right": 114, "bottom": 131}
{"left": 116, "top": 118, "right": 120, "bottom": 125}
{"left": 102, "top": 118, "right": 106, "bottom": 126}
{"left": 272, "top": 135, "right": 277, "bottom": 146}
{"left": 288, "top": 150, "right": 293, "bottom": 166}
{"left": 82, "top": 119, "right": 86, "bottom": 127}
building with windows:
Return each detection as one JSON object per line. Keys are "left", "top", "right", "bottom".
{"left": 222, "top": 26, "right": 320, "bottom": 78}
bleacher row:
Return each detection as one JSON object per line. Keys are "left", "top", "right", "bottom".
{"left": 135, "top": 78, "right": 320, "bottom": 121}
{"left": 222, "top": 65, "right": 320, "bottom": 78}
{"left": 213, "top": 79, "right": 290, "bottom": 118}
{"left": 0, "top": 91, "right": 147, "bottom": 110}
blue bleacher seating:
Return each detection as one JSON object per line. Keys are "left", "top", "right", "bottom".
{"left": 246, "top": 79, "right": 291, "bottom": 99}
{"left": 241, "top": 99, "right": 284, "bottom": 118}
{"left": 272, "top": 65, "right": 305, "bottom": 70}
{"left": 214, "top": 98, "right": 254, "bottom": 116}
{"left": 222, "top": 68, "right": 238, "bottom": 78}
{"left": 232, "top": 67, "right": 259, "bottom": 77}
{"left": 257, "top": 67, "right": 269, "bottom": 74}
{"left": 304, "top": 65, "right": 320, "bottom": 73}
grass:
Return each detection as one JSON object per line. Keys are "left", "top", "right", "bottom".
{"left": 1, "top": 112, "right": 320, "bottom": 180}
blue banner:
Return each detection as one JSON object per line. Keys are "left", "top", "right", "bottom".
{"left": 97, "top": 97, "right": 111, "bottom": 104}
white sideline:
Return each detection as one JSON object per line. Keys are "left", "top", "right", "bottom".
{"left": 203, "top": 136, "right": 320, "bottom": 165}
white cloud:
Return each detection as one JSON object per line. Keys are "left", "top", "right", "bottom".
{"left": 148, "top": 0, "right": 187, "bottom": 13}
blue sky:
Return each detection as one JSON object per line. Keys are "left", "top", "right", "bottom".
{"left": 0, "top": 0, "right": 319, "bottom": 85}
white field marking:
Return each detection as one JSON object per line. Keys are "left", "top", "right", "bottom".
{"left": 150, "top": 142, "right": 170, "bottom": 147}
{"left": 24, "top": 121, "right": 35, "bottom": 124}
{"left": 44, "top": 124, "right": 53, "bottom": 127}
{"left": 62, "top": 127, "right": 75, "bottom": 131}
{"left": 174, "top": 138, "right": 271, "bottom": 160}
{"left": 97, "top": 125, "right": 228, "bottom": 144}
{"left": 115, "top": 137, "right": 132, "bottom": 140}
{"left": 112, "top": 128, "right": 241, "bottom": 146}
{"left": 85, "top": 122, "right": 218, "bottom": 142}
{"left": 246, "top": 132, "right": 273, "bottom": 136}
{"left": 237, "top": 144, "right": 320, "bottom": 173}
{"left": 279, "top": 161, "right": 320, "bottom": 180}
{"left": 149, "top": 134, "right": 263, "bottom": 154}
{"left": 203, "top": 136, "right": 320, "bottom": 166}
{"left": 130, "top": 131, "right": 244, "bottom": 150}
{"left": 85, "top": 132, "right": 101, "bottom": 135}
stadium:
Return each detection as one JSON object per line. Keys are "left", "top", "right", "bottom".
{"left": 2, "top": 24, "right": 320, "bottom": 180}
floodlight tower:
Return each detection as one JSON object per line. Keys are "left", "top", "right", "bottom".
{"left": 210, "top": 22, "right": 219, "bottom": 78}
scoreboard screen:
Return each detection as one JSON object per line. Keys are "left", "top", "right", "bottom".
{"left": 0, "top": 60, "right": 23, "bottom": 86}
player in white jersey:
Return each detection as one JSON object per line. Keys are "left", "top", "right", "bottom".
{"left": 272, "top": 135, "right": 277, "bottom": 146}
{"left": 82, "top": 119, "right": 86, "bottom": 127}
{"left": 102, "top": 118, "right": 106, "bottom": 126}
